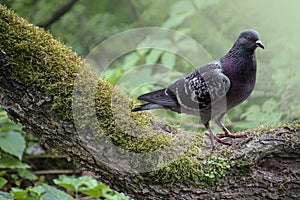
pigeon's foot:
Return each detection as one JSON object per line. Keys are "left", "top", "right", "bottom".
{"left": 217, "top": 133, "right": 247, "bottom": 139}
{"left": 205, "top": 133, "right": 232, "bottom": 146}
{"left": 214, "top": 135, "right": 231, "bottom": 146}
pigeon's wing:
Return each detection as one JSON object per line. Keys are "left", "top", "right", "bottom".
{"left": 168, "top": 65, "right": 230, "bottom": 111}
{"left": 137, "top": 89, "right": 179, "bottom": 107}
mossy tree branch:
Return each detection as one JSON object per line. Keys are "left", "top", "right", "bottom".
{"left": 0, "top": 5, "right": 299, "bottom": 199}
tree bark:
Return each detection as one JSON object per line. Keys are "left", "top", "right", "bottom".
{"left": 0, "top": 5, "right": 299, "bottom": 200}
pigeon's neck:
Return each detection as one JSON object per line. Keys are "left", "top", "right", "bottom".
{"left": 220, "top": 41, "right": 257, "bottom": 89}
{"left": 226, "top": 41, "right": 256, "bottom": 58}
{"left": 220, "top": 42, "right": 257, "bottom": 110}
{"left": 221, "top": 42, "right": 257, "bottom": 73}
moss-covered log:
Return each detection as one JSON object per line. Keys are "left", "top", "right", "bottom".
{"left": 0, "top": 5, "right": 299, "bottom": 199}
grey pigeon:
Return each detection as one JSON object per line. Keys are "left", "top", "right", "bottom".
{"left": 132, "top": 30, "right": 264, "bottom": 146}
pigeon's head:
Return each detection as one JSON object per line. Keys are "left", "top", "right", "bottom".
{"left": 238, "top": 30, "right": 264, "bottom": 51}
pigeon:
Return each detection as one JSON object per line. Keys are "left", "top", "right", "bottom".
{"left": 132, "top": 30, "right": 264, "bottom": 146}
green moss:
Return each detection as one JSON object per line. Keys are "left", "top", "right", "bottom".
{"left": 233, "top": 159, "right": 255, "bottom": 175}
{"left": 147, "top": 133, "right": 214, "bottom": 185}
{"left": 148, "top": 153, "right": 236, "bottom": 186}
{"left": 0, "top": 6, "right": 251, "bottom": 184}
{"left": 0, "top": 6, "right": 211, "bottom": 176}
{"left": 285, "top": 119, "right": 300, "bottom": 130}
{"left": 149, "top": 155, "right": 203, "bottom": 183}
{"left": 0, "top": 5, "right": 80, "bottom": 121}
{"left": 0, "top": 5, "right": 171, "bottom": 153}
{"left": 1, "top": 5, "right": 283, "bottom": 185}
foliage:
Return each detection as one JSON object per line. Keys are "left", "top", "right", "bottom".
{"left": 203, "top": 156, "right": 231, "bottom": 180}
{"left": 3, "top": 184, "right": 74, "bottom": 200}
{"left": 54, "top": 175, "right": 133, "bottom": 200}
{"left": 0, "top": 108, "right": 25, "bottom": 160}
{"left": 0, "top": 131, "right": 25, "bottom": 160}
{"left": 0, "top": 108, "right": 32, "bottom": 190}
{"left": 0, "top": 108, "right": 132, "bottom": 199}
{"left": 0, "top": 176, "right": 133, "bottom": 200}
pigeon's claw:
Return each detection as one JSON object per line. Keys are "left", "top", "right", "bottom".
{"left": 205, "top": 123, "right": 232, "bottom": 146}
{"left": 214, "top": 136, "right": 232, "bottom": 146}
{"left": 205, "top": 132, "right": 232, "bottom": 146}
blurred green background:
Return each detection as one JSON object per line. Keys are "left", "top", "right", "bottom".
{"left": 0, "top": 0, "right": 299, "bottom": 198}
{"left": 2, "top": 0, "right": 300, "bottom": 131}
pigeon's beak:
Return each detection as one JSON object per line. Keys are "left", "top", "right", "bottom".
{"left": 256, "top": 40, "right": 264, "bottom": 49}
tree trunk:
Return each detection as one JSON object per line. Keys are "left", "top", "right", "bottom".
{"left": 0, "top": 5, "right": 299, "bottom": 199}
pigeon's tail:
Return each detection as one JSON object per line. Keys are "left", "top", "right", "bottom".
{"left": 131, "top": 103, "right": 163, "bottom": 112}
{"left": 131, "top": 88, "right": 179, "bottom": 112}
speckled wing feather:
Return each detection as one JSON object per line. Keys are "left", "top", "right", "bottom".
{"left": 168, "top": 62, "right": 230, "bottom": 111}
{"left": 135, "top": 62, "right": 230, "bottom": 113}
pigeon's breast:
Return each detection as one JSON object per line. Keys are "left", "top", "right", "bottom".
{"left": 225, "top": 65, "right": 256, "bottom": 110}
{"left": 228, "top": 79, "right": 255, "bottom": 106}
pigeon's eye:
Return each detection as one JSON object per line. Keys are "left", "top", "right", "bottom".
{"left": 246, "top": 35, "right": 251, "bottom": 41}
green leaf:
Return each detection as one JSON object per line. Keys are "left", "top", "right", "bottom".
{"left": 163, "top": 0, "right": 195, "bottom": 28}
{"left": 0, "top": 109, "right": 22, "bottom": 133}
{"left": 30, "top": 185, "right": 46, "bottom": 200}
{"left": 53, "top": 175, "right": 132, "bottom": 199}
{"left": 53, "top": 175, "right": 75, "bottom": 191}
{"left": 29, "top": 185, "right": 46, "bottom": 197}
{"left": 116, "top": 192, "right": 134, "bottom": 200}
{"left": 101, "top": 68, "right": 115, "bottom": 80}
{"left": 40, "top": 184, "right": 74, "bottom": 200}
{"left": 81, "top": 183, "right": 134, "bottom": 200}
{"left": 10, "top": 184, "right": 74, "bottom": 200}
{"left": 10, "top": 188, "right": 28, "bottom": 200}
{"left": 161, "top": 52, "right": 176, "bottom": 68}
{"left": 145, "top": 49, "right": 162, "bottom": 64}
{"left": 122, "top": 52, "right": 140, "bottom": 71}
{"left": 17, "top": 169, "right": 38, "bottom": 181}
{"left": 0, "top": 131, "right": 25, "bottom": 160}
{"left": 99, "top": 186, "right": 116, "bottom": 199}
{"left": 0, "top": 177, "right": 7, "bottom": 189}
{"left": 80, "top": 182, "right": 119, "bottom": 199}
{"left": 80, "top": 183, "right": 105, "bottom": 198}
{"left": 0, "top": 171, "right": 7, "bottom": 176}
{"left": 0, "top": 155, "right": 29, "bottom": 169}
{"left": 54, "top": 175, "right": 97, "bottom": 193}
{"left": 204, "top": 173, "right": 215, "bottom": 179}
{"left": 0, "top": 191, "right": 13, "bottom": 200}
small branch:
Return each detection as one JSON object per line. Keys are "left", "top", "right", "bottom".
{"left": 38, "top": 0, "right": 79, "bottom": 28}
{"left": 190, "top": 0, "right": 200, "bottom": 12}
{"left": 33, "top": 169, "right": 81, "bottom": 175}
{"left": 126, "top": 0, "right": 140, "bottom": 21}
{"left": 25, "top": 154, "right": 67, "bottom": 159}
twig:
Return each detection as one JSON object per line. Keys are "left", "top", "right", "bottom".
{"left": 33, "top": 169, "right": 81, "bottom": 175}
{"left": 38, "top": 0, "right": 79, "bottom": 28}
